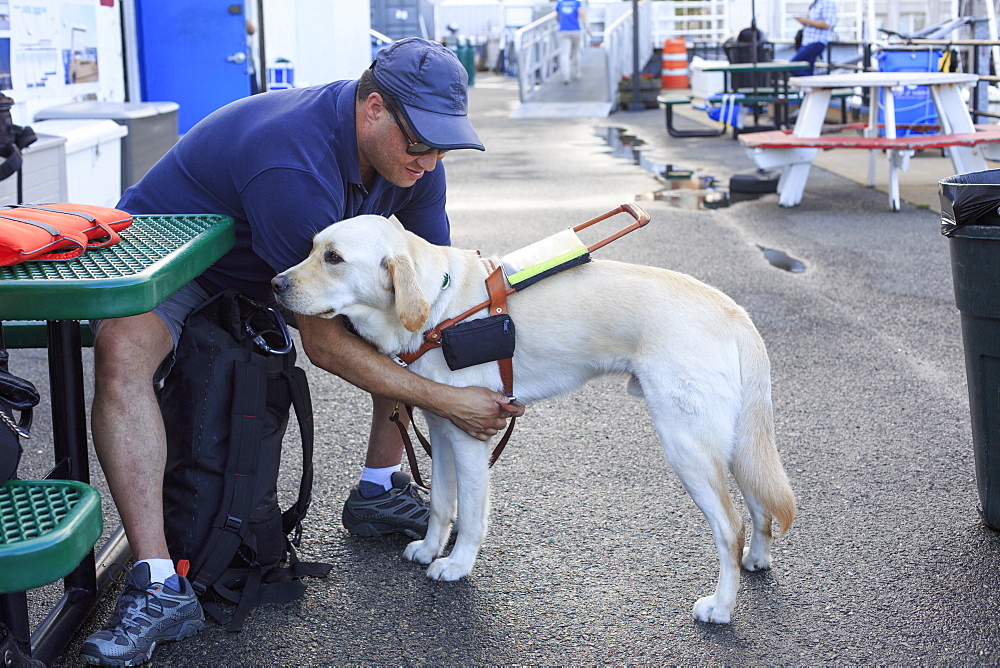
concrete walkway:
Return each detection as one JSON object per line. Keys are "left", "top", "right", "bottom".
{"left": 11, "top": 72, "right": 1000, "bottom": 665}
{"left": 510, "top": 46, "right": 614, "bottom": 119}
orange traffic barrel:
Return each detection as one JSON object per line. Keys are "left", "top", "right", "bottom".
{"left": 661, "top": 38, "right": 689, "bottom": 89}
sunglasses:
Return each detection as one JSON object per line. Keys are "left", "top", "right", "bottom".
{"left": 386, "top": 105, "right": 448, "bottom": 157}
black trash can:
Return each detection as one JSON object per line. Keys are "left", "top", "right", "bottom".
{"left": 722, "top": 27, "right": 774, "bottom": 90}
{"left": 941, "top": 169, "right": 1000, "bottom": 529}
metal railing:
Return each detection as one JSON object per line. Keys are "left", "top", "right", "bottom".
{"left": 513, "top": 12, "right": 559, "bottom": 103}
{"left": 650, "top": 0, "right": 728, "bottom": 46}
{"left": 602, "top": 0, "right": 653, "bottom": 111}
{"left": 512, "top": 0, "right": 654, "bottom": 111}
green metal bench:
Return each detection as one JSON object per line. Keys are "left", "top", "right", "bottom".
{"left": 656, "top": 93, "right": 726, "bottom": 138}
{"left": 3, "top": 321, "right": 94, "bottom": 349}
{"left": 0, "top": 479, "right": 102, "bottom": 660}
{"left": 659, "top": 89, "right": 855, "bottom": 140}
{"left": 0, "top": 480, "right": 102, "bottom": 594}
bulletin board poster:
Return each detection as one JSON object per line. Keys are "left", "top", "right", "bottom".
{"left": 3, "top": 1, "right": 99, "bottom": 92}
{"left": 0, "top": 4, "right": 11, "bottom": 90}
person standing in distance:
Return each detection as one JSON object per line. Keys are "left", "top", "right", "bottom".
{"left": 792, "top": 0, "right": 837, "bottom": 75}
{"left": 556, "top": 0, "right": 587, "bottom": 84}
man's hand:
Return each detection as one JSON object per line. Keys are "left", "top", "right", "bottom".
{"left": 297, "top": 314, "right": 525, "bottom": 441}
{"left": 434, "top": 386, "right": 525, "bottom": 441}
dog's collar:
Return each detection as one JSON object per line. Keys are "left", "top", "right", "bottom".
{"left": 395, "top": 263, "right": 513, "bottom": 374}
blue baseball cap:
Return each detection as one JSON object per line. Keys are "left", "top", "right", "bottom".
{"left": 371, "top": 37, "right": 484, "bottom": 151}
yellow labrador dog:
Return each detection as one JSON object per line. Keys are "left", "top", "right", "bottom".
{"left": 272, "top": 214, "right": 795, "bottom": 624}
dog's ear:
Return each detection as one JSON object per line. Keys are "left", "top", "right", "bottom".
{"left": 386, "top": 253, "right": 430, "bottom": 332}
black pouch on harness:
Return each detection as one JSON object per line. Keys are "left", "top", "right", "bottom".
{"left": 160, "top": 289, "right": 331, "bottom": 632}
{"left": 440, "top": 313, "right": 515, "bottom": 371}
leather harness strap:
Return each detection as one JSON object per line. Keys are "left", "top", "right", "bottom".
{"left": 485, "top": 266, "right": 514, "bottom": 396}
{"left": 389, "top": 205, "right": 652, "bottom": 488}
{"left": 483, "top": 266, "right": 516, "bottom": 466}
{"left": 392, "top": 265, "right": 516, "bottom": 488}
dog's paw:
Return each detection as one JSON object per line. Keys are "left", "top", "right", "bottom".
{"left": 692, "top": 595, "right": 732, "bottom": 624}
{"left": 741, "top": 546, "right": 773, "bottom": 571}
{"left": 425, "top": 557, "right": 473, "bottom": 581}
{"left": 403, "top": 540, "right": 437, "bottom": 565}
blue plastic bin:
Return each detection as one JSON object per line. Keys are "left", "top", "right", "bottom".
{"left": 875, "top": 49, "right": 942, "bottom": 136}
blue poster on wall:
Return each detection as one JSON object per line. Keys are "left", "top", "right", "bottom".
{"left": 0, "top": 38, "right": 11, "bottom": 90}
{"left": 60, "top": 2, "right": 98, "bottom": 84}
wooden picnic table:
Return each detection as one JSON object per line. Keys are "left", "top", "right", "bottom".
{"left": 740, "top": 71, "right": 992, "bottom": 210}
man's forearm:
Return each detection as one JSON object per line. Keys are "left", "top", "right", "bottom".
{"left": 296, "top": 313, "right": 523, "bottom": 440}
{"left": 800, "top": 17, "right": 830, "bottom": 29}
{"left": 297, "top": 313, "right": 450, "bottom": 414}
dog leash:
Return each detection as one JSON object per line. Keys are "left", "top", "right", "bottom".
{"left": 393, "top": 264, "right": 515, "bottom": 488}
{"left": 391, "top": 401, "right": 516, "bottom": 489}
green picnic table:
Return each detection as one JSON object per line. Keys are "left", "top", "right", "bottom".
{"left": 0, "top": 213, "right": 234, "bottom": 664}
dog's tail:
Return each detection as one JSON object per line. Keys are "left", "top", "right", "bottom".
{"left": 730, "top": 316, "right": 796, "bottom": 536}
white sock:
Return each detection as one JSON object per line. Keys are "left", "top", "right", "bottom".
{"left": 138, "top": 558, "right": 176, "bottom": 585}
{"left": 360, "top": 464, "right": 401, "bottom": 492}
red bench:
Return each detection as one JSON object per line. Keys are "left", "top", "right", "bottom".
{"left": 739, "top": 124, "right": 1000, "bottom": 152}
{"left": 739, "top": 124, "right": 1000, "bottom": 210}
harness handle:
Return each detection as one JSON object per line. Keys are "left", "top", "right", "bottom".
{"left": 573, "top": 202, "right": 650, "bottom": 253}
{"left": 408, "top": 203, "right": 651, "bottom": 354}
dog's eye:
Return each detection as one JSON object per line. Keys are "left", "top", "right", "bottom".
{"left": 325, "top": 250, "right": 343, "bottom": 265}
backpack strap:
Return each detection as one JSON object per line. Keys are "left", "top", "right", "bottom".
{"left": 195, "top": 355, "right": 331, "bottom": 630}
{"left": 202, "top": 543, "right": 326, "bottom": 632}
{"left": 188, "top": 354, "right": 268, "bottom": 595}
{"left": 280, "top": 365, "right": 314, "bottom": 542}
{"left": 201, "top": 563, "right": 266, "bottom": 632}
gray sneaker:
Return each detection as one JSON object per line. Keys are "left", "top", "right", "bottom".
{"left": 342, "top": 471, "right": 429, "bottom": 538}
{"left": 80, "top": 562, "right": 204, "bottom": 666}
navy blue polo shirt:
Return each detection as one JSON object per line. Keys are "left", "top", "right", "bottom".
{"left": 118, "top": 80, "right": 451, "bottom": 303}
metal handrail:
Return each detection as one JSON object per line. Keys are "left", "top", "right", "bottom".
{"left": 601, "top": 0, "right": 652, "bottom": 111}
{"left": 512, "top": 1, "right": 653, "bottom": 111}
{"left": 513, "top": 11, "right": 559, "bottom": 103}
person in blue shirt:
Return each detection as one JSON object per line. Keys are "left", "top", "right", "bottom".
{"left": 556, "top": 0, "right": 587, "bottom": 84}
{"left": 79, "top": 38, "right": 523, "bottom": 666}
{"left": 792, "top": 0, "right": 837, "bottom": 75}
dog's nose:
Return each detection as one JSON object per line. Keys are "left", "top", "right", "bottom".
{"left": 271, "top": 274, "right": 290, "bottom": 295}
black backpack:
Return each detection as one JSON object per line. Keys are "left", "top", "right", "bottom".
{"left": 0, "top": 93, "right": 36, "bottom": 184}
{"left": 0, "top": 330, "right": 39, "bottom": 483}
{"left": 160, "top": 289, "right": 331, "bottom": 632}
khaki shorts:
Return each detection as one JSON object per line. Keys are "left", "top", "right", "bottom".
{"left": 91, "top": 280, "right": 213, "bottom": 382}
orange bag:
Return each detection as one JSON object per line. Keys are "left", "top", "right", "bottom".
{"left": 0, "top": 203, "right": 133, "bottom": 266}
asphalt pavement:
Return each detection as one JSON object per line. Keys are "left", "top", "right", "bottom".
{"left": 12, "top": 71, "right": 1000, "bottom": 665}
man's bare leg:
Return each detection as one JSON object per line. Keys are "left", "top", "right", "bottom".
{"left": 342, "top": 394, "right": 428, "bottom": 537}
{"left": 82, "top": 312, "right": 206, "bottom": 667}
{"left": 91, "top": 312, "right": 174, "bottom": 561}
{"left": 365, "top": 394, "right": 406, "bottom": 468}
